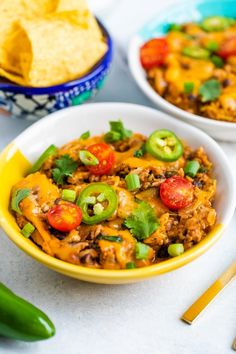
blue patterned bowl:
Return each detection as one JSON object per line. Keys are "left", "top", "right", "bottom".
{"left": 0, "top": 20, "right": 113, "bottom": 120}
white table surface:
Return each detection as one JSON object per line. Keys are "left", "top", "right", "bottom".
{"left": 0, "top": 1, "right": 235, "bottom": 353}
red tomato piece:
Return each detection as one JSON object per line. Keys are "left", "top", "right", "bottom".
{"left": 218, "top": 36, "right": 236, "bottom": 58}
{"left": 47, "top": 201, "right": 82, "bottom": 232}
{"left": 160, "top": 176, "right": 194, "bottom": 210}
{"left": 140, "top": 38, "right": 168, "bottom": 69}
{"left": 87, "top": 143, "right": 115, "bottom": 176}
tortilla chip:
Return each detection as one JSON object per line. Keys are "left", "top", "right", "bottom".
{"left": 22, "top": 0, "right": 58, "bottom": 16}
{"left": 55, "top": 0, "right": 88, "bottom": 12}
{"left": 0, "top": 68, "right": 26, "bottom": 86}
{"left": 1, "top": 23, "right": 31, "bottom": 76}
{"left": 16, "top": 10, "right": 107, "bottom": 86}
{"left": 0, "top": 0, "right": 108, "bottom": 87}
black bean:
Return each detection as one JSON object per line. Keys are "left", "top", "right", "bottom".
{"left": 193, "top": 179, "right": 203, "bottom": 188}
{"left": 188, "top": 94, "right": 197, "bottom": 101}
{"left": 222, "top": 79, "right": 231, "bottom": 88}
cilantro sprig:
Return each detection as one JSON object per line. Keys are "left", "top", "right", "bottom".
{"left": 52, "top": 155, "right": 78, "bottom": 185}
{"left": 133, "top": 144, "right": 146, "bottom": 158}
{"left": 104, "top": 120, "right": 132, "bottom": 143}
{"left": 199, "top": 79, "right": 221, "bottom": 102}
{"left": 124, "top": 201, "right": 160, "bottom": 240}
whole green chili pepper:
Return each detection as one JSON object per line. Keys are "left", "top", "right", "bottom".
{"left": 0, "top": 282, "right": 55, "bottom": 341}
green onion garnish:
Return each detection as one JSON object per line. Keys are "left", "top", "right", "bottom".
{"left": 184, "top": 160, "right": 200, "bottom": 177}
{"left": 21, "top": 223, "right": 35, "bottom": 238}
{"left": 125, "top": 174, "right": 141, "bottom": 191}
{"left": 135, "top": 242, "right": 150, "bottom": 260}
{"left": 93, "top": 203, "right": 104, "bottom": 215}
{"left": 205, "top": 41, "right": 219, "bottom": 52}
{"left": 211, "top": 55, "right": 224, "bottom": 68}
{"left": 97, "top": 235, "right": 123, "bottom": 243}
{"left": 80, "top": 131, "right": 90, "bottom": 140}
{"left": 104, "top": 131, "right": 121, "bottom": 143}
{"left": 168, "top": 243, "right": 184, "bottom": 257}
{"left": 104, "top": 120, "right": 132, "bottom": 143}
{"left": 126, "top": 262, "right": 136, "bottom": 269}
{"left": 62, "top": 189, "right": 76, "bottom": 202}
{"left": 184, "top": 82, "right": 194, "bottom": 94}
{"left": 11, "top": 188, "right": 30, "bottom": 214}
{"left": 79, "top": 150, "right": 99, "bottom": 166}
{"left": 29, "top": 145, "right": 57, "bottom": 174}
{"left": 109, "top": 120, "right": 132, "bottom": 140}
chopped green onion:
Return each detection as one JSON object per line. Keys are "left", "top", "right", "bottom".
{"left": 104, "top": 131, "right": 121, "bottom": 143}
{"left": 109, "top": 120, "right": 132, "bottom": 140}
{"left": 97, "top": 193, "right": 106, "bottom": 202}
{"left": 11, "top": 188, "right": 30, "bottom": 214}
{"left": 211, "top": 55, "right": 224, "bottom": 68}
{"left": 61, "top": 189, "right": 76, "bottom": 202}
{"left": 83, "top": 196, "right": 96, "bottom": 204}
{"left": 21, "top": 223, "right": 35, "bottom": 238}
{"left": 97, "top": 235, "right": 123, "bottom": 243}
{"left": 29, "top": 144, "right": 57, "bottom": 173}
{"left": 79, "top": 150, "right": 99, "bottom": 166}
{"left": 125, "top": 174, "right": 141, "bottom": 191}
{"left": 184, "top": 82, "right": 194, "bottom": 94}
{"left": 182, "top": 46, "right": 210, "bottom": 59}
{"left": 93, "top": 203, "right": 104, "bottom": 215}
{"left": 80, "top": 131, "right": 90, "bottom": 140}
{"left": 205, "top": 41, "right": 219, "bottom": 52}
{"left": 135, "top": 242, "right": 150, "bottom": 260}
{"left": 126, "top": 262, "right": 136, "bottom": 269}
{"left": 184, "top": 160, "right": 200, "bottom": 177}
{"left": 168, "top": 23, "right": 182, "bottom": 32}
{"left": 168, "top": 243, "right": 184, "bottom": 257}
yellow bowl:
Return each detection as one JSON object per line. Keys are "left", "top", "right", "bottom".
{"left": 0, "top": 103, "right": 235, "bottom": 284}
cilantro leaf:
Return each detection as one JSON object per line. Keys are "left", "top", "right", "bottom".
{"left": 80, "top": 131, "right": 90, "bottom": 140}
{"left": 199, "top": 79, "right": 221, "bottom": 102}
{"left": 107, "top": 120, "right": 132, "bottom": 141}
{"left": 133, "top": 144, "right": 146, "bottom": 158}
{"left": 52, "top": 155, "right": 78, "bottom": 185}
{"left": 124, "top": 201, "right": 159, "bottom": 240}
{"left": 11, "top": 188, "right": 30, "bottom": 214}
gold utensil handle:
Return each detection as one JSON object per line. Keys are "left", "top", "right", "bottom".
{"left": 181, "top": 261, "right": 236, "bottom": 325}
{"left": 232, "top": 338, "right": 236, "bottom": 351}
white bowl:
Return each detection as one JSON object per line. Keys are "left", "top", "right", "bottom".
{"left": 128, "top": 24, "right": 236, "bottom": 142}
{"left": 0, "top": 103, "right": 235, "bottom": 283}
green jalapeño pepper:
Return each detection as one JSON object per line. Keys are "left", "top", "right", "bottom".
{"left": 77, "top": 183, "right": 118, "bottom": 225}
{"left": 146, "top": 129, "right": 183, "bottom": 162}
{"left": 0, "top": 282, "right": 55, "bottom": 341}
{"left": 29, "top": 144, "right": 57, "bottom": 174}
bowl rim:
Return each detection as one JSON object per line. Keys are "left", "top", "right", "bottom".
{"left": 128, "top": 0, "right": 236, "bottom": 129}
{"left": 0, "top": 19, "right": 113, "bottom": 95}
{"left": 1, "top": 102, "right": 235, "bottom": 282}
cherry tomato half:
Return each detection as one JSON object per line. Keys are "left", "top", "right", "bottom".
{"left": 160, "top": 176, "right": 194, "bottom": 210}
{"left": 140, "top": 38, "right": 168, "bottom": 70}
{"left": 87, "top": 143, "right": 115, "bottom": 176}
{"left": 47, "top": 201, "right": 82, "bottom": 232}
{"left": 218, "top": 36, "right": 236, "bottom": 58}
